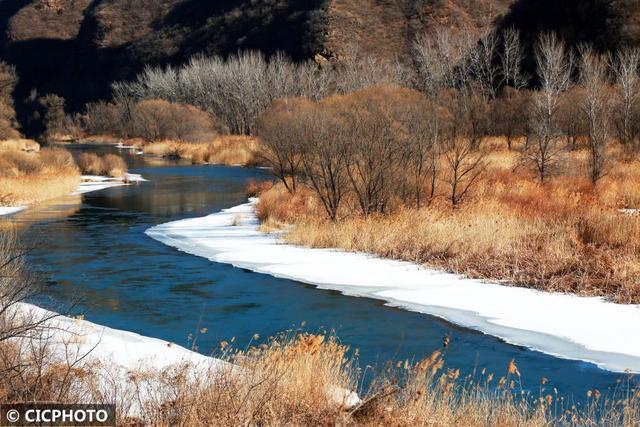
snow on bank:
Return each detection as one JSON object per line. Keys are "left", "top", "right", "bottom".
{"left": 17, "top": 302, "right": 218, "bottom": 371}
{"left": 13, "top": 302, "right": 360, "bottom": 412}
{"left": 1, "top": 174, "right": 147, "bottom": 216}
{"left": 72, "top": 174, "right": 147, "bottom": 195}
{"left": 146, "top": 199, "right": 640, "bottom": 374}
{"left": 0, "top": 206, "right": 26, "bottom": 216}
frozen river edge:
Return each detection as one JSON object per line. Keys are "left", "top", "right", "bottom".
{"left": 146, "top": 198, "right": 640, "bottom": 374}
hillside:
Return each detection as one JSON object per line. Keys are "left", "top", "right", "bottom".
{"left": 1, "top": 0, "right": 640, "bottom": 134}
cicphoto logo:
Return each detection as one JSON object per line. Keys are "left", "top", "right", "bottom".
{"left": 0, "top": 404, "right": 115, "bottom": 426}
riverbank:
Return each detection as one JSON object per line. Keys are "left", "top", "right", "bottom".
{"left": 0, "top": 174, "right": 146, "bottom": 216}
{"left": 5, "top": 302, "right": 363, "bottom": 423}
{"left": 142, "top": 136, "right": 260, "bottom": 166}
{"left": 11, "top": 303, "right": 638, "bottom": 426}
{"left": 61, "top": 134, "right": 261, "bottom": 167}
{"left": 146, "top": 198, "right": 640, "bottom": 374}
{"left": 0, "top": 147, "right": 81, "bottom": 207}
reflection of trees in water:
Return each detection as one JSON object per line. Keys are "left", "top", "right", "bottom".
{"left": 11, "top": 195, "right": 82, "bottom": 224}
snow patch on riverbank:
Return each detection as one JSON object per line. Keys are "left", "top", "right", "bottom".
{"left": 72, "top": 174, "right": 147, "bottom": 195}
{"left": 0, "top": 206, "right": 26, "bottom": 216}
{"left": 1, "top": 175, "right": 147, "bottom": 216}
{"left": 146, "top": 198, "right": 640, "bottom": 374}
{"left": 16, "top": 302, "right": 219, "bottom": 370}
{"left": 13, "top": 302, "right": 360, "bottom": 414}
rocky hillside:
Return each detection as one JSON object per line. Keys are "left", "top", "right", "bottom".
{"left": 1, "top": 0, "right": 640, "bottom": 132}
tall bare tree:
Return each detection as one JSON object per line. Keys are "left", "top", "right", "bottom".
{"left": 499, "top": 28, "right": 528, "bottom": 90}
{"left": 469, "top": 31, "right": 500, "bottom": 98}
{"left": 610, "top": 47, "right": 640, "bottom": 150}
{"left": 526, "top": 32, "right": 573, "bottom": 183}
{"left": 256, "top": 98, "right": 307, "bottom": 193}
{"left": 300, "top": 105, "right": 349, "bottom": 221}
{"left": 413, "top": 27, "right": 475, "bottom": 94}
{"left": 579, "top": 46, "right": 611, "bottom": 184}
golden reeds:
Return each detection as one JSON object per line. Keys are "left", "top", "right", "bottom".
{"left": 143, "top": 136, "right": 260, "bottom": 166}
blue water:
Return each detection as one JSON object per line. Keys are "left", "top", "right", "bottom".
{"left": 10, "top": 147, "right": 631, "bottom": 403}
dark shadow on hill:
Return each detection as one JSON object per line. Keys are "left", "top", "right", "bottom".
{"left": 160, "top": 0, "right": 328, "bottom": 61}
{"left": 496, "top": 0, "right": 625, "bottom": 78}
{"left": 0, "top": 0, "right": 32, "bottom": 44}
{"left": 5, "top": 0, "right": 141, "bottom": 135}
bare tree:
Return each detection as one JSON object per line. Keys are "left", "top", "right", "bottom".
{"left": 402, "top": 98, "right": 443, "bottom": 207}
{"left": 443, "top": 138, "right": 487, "bottom": 207}
{"left": 413, "top": 27, "right": 475, "bottom": 94}
{"left": 579, "top": 46, "right": 611, "bottom": 184}
{"left": 0, "top": 229, "right": 54, "bottom": 345}
{"left": 493, "top": 87, "right": 531, "bottom": 150}
{"left": 610, "top": 47, "right": 640, "bottom": 150}
{"left": 335, "top": 44, "right": 409, "bottom": 94}
{"left": 256, "top": 98, "right": 307, "bottom": 192}
{"left": 557, "top": 86, "right": 586, "bottom": 150}
{"left": 299, "top": 105, "right": 349, "bottom": 221}
{"left": 469, "top": 30, "right": 500, "bottom": 98}
{"left": 526, "top": 32, "right": 573, "bottom": 183}
{"left": 337, "top": 88, "right": 406, "bottom": 216}
{"left": 499, "top": 28, "right": 528, "bottom": 90}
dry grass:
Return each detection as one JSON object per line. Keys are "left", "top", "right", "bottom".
{"left": 143, "top": 136, "right": 260, "bottom": 166}
{"left": 0, "top": 138, "right": 40, "bottom": 153}
{"left": 256, "top": 144, "right": 640, "bottom": 304}
{"left": 77, "top": 153, "right": 127, "bottom": 178}
{"left": 0, "top": 147, "right": 80, "bottom": 205}
{"left": 1, "top": 332, "right": 637, "bottom": 426}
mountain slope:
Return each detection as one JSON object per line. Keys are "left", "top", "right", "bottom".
{"left": 1, "top": 0, "right": 640, "bottom": 134}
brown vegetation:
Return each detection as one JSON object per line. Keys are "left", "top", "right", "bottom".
{"left": 0, "top": 147, "right": 80, "bottom": 206}
{"left": 249, "top": 30, "right": 640, "bottom": 304}
{"left": 143, "top": 136, "right": 260, "bottom": 166}
{"left": 7, "top": 0, "right": 92, "bottom": 41}
{"left": 256, "top": 143, "right": 640, "bottom": 304}
{"left": 0, "top": 62, "right": 20, "bottom": 140}
{"left": 77, "top": 153, "right": 128, "bottom": 178}
{"left": 84, "top": 99, "right": 221, "bottom": 142}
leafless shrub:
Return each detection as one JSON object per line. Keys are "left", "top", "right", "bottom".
{"left": 255, "top": 99, "right": 308, "bottom": 192}
{"left": 442, "top": 138, "right": 487, "bottom": 207}
{"left": 129, "top": 99, "right": 218, "bottom": 142}
{"left": 0, "top": 228, "right": 53, "bottom": 345}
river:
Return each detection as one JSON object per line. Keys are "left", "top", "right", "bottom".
{"left": 8, "top": 145, "right": 630, "bottom": 403}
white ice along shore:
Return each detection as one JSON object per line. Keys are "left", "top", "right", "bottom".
{"left": 0, "top": 174, "right": 147, "bottom": 216}
{"left": 12, "top": 302, "right": 360, "bottom": 414}
{"left": 146, "top": 198, "right": 640, "bottom": 374}
{"left": 72, "top": 173, "right": 148, "bottom": 195}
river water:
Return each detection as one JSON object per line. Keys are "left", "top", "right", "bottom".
{"left": 8, "top": 146, "right": 630, "bottom": 402}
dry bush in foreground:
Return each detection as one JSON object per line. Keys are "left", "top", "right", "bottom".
{"left": 0, "top": 148, "right": 80, "bottom": 205}
{"left": 143, "top": 136, "right": 260, "bottom": 166}
{"left": 1, "top": 327, "right": 637, "bottom": 426}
